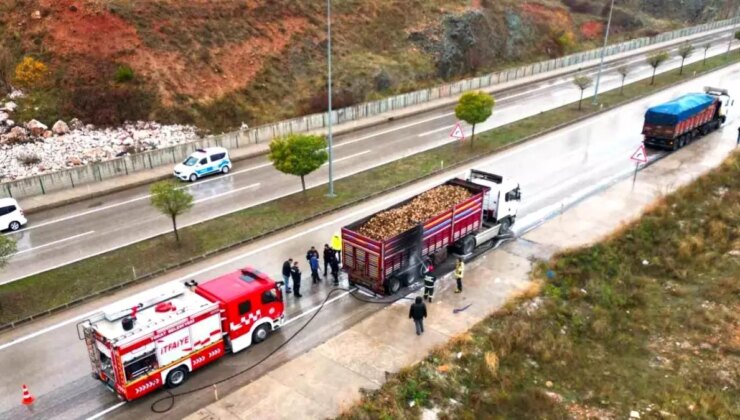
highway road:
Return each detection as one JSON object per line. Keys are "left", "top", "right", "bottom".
{"left": 0, "top": 59, "right": 738, "bottom": 419}
{"left": 0, "top": 32, "right": 737, "bottom": 283}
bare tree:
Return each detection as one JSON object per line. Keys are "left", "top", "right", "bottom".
{"left": 677, "top": 44, "right": 694, "bottom": 75}
{"left": 572, "top": 75, "right": 593, "bottom": 110}
{"left": 617, "top": 66, "right": 630, "bottom": 94}
{"left": 702, "top": 43, "right": 711, "bottom": 66}
{"left": 646, "top": 51, "right": 669, "bottom": 85}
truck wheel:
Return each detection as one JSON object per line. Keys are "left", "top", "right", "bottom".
{"left": 252, "top": 324, "right": 270, "bottom": 344}
{"left": 461, "top": 235, "right": 476, "bottom": 255}
{"left": 166, "top": 366, "right": 189, "bottom": 388}
{"left": 385, "top": 276, "right": 401, "bottom": 295}
{"left": 500, "top": 217, "right": 512, "bottom": 233}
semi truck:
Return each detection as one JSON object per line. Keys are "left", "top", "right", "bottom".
{"left": 77, "top": 267, "right": 284, "bottom": 401}
{"left": 342, "top": 169, "right": 521, "bottom": 295}
{"left": 642, "top": 87, "right": 732, "bottom": 150}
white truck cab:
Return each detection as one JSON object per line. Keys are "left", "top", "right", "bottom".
{"left": 174, "top": 147, "right": 232, "bottom": 182}
{"left": 466, "top": 169, "right": 521, "bottom": 232}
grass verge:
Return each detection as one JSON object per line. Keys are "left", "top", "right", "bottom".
{"left": 1, "top": 53, "right": 739, "bottom": 327}
{"left": 338, "top": 150, "right": 740, "bottom": 419}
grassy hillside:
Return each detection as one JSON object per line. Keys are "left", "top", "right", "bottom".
{"left": 338, "top": 150, "right": 740, "bottom": 419}
{"left": 0, "top": 0, "right": 735, "bottom": 132}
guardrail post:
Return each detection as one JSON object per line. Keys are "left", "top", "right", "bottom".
{"left": 38, "top": 177, "right": 45, "bottom": 195}
{"left": 69, "top": 172, "right": 75, "bottom": 188}
{"left": 4, "top": 183, "right": 11, "bottom": 198}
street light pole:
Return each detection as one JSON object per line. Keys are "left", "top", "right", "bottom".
{"left": 728, "top": 5, "right": 739, "bottom": 53}
{"left": 592, "top": 0, "right": 615, "bottom": 105}
{"left": 326, "top": 0, "right": 336, "bottom": 197}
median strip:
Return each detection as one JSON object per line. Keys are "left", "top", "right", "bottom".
{"left": 1, "top": 52, "right": 739, "bottom": 329}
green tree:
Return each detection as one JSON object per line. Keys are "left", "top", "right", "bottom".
{"left": 572, "top": 75, "right": 592, "bottom": 110}
{"left": 646, "top": 51, "right": 669, "bottom": 85}
{"left": 454, "top": 91, "right": 495, "bottom": 148}
{"left": 0, "top": 234, "right": 17, "bottom": 270}
{"left": 736, "top": 31, "right": 740, "bottom": 51}
{"left": 268, "top": 134, "right": 328, "bottom": 192}
{"left": 702, "top": 43, "right": 711, "bottom": 66}
{"left": 677, "top": 44, "right": 694, "bottom": 75}
{"left": 617, "top": 66, "right": 630, "bottom": 95}
{"left": 150, "top": 180, "right": 194, "bottom": 244}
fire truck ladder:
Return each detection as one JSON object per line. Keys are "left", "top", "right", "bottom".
{"left": 81, "top": 322, "right": 101, "bottom": 378}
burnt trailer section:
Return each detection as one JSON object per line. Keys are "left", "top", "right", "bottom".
{"left": 342, "top": 178, "right": 487, "bottom": 296}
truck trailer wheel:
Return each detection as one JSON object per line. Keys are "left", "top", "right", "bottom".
{"left": 166, "top": 366, "right": 189, "bottom": 388}
{"left": 459, "top": 235, "right": 476, "bottom": 255}
{"left": 385, "top": 276, "right": 401, "bottom": 295}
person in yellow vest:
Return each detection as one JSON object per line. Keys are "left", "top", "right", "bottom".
{"left": 454, "top": 258, "right": 465, "bottom": 293}
{"left": 330, "top": 233, "right": 342, "bottom": 265}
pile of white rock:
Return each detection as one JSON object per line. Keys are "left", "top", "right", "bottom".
{"left": 0, "top": 95, "right": 200, "bottom": 181}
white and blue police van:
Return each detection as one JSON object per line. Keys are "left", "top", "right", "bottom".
{"left": 173, "top": 147, "right": 232, "bottom": 182}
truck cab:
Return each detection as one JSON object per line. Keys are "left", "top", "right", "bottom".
{"left": 195, "top": 267, "right": 284, "bottom": 353}
{"left": 704, "top": 87, "right": 733, "bottom": 123}
{"left": 466, "top": 169, "right": 521, "bottom": 232}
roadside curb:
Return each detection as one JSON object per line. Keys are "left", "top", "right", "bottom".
{"left": 16, "top": 30, "right": 734, "bottom": 215}
{"left": 2, "top": 56, "right": 738, "bottom": 332}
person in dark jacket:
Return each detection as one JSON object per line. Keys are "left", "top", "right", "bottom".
{"left": 323, "top": 244, "right": 333, "bottom": 277}
{"left": 409, "top": 296, "right": 427, "bottom": 335}
{"left": 309, "top": 253, "right": 320, "bottom": 284}
{"left": 281, "top": 258, "right": 293, "bottom": 294}
{"left": 329, "top": 254, "right": 340, "bottom": 286}
{"left": 290, "top": 261, "right": 303, "bottom": 298}
{"left": 306, "top": 246, "right": 320, "bottom": 264}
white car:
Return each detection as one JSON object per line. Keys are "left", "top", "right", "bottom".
{"left": 173, "top": 147, "right": 232, "bottom": 182}
{"left": 0, "top": 197, "right": 27, "bottom": 231}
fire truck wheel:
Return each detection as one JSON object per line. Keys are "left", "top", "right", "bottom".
{"left": 252, "top": 324, "right": 270, "bottom": 344}
{"left": 166, "top": 366, "right": 189, "bottom": 388}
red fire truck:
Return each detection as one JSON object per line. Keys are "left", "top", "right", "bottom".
{"left": 77, "top": 267, "right": 284, "bottom": 401}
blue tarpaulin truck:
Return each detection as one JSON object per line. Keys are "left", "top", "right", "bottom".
{"left": 642, "top": 87, "right": 732, "bottom": 150}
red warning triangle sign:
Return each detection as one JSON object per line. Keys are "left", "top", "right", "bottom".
{"left": 450, "top": 122, "right": 465, "bottom": 140}
{"left": 630, "top": 144, "right": 648, "bottom": 163}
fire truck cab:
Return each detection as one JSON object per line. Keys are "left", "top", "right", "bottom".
{"left": 78, "top": 267, "right": 284, "bottom": 401}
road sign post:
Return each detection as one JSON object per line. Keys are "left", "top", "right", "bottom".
{"left": 630, "top": 144, "right": 648, "bottom": 191}
{"left": 450, "top": 122, "right": 465, "bottom": 141}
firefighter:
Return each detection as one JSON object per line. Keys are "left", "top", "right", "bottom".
{"left": 291, "top": 261, "right": 303, "bottom": 298}
{"left": 329, "top": 253, "right": 340, "bottom": 286}
{"left": 422, "top": 258, "right": 436, "bottom": 302}
{"left": 330, "top": 234, "right": 342, "bottom": 265}
{"left": 454, "top": 258, "right": 465, "bottom": 293}
{"left": 323, "top": 244, "right": 333, "bottom": 278}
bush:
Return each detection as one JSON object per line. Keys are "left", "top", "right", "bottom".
{"left": 67, "top": 85, "right": 156, "bottom": 126}
{"left": 17, "top": 153, "right": 41, "bottom": 166}
{"left": 114, "top": 65, "right": 135, "bottom": 83}
{"left": 562, "top": 0, "right": 600, "bottom": 14}
{"left": 0, "top": 44, "right": 14, "bottom": 95}
{"left": 13, "top": 56, "right": 48, "bottom": 88}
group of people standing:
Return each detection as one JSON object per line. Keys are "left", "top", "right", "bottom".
{"left": 281, "top": 235, "right": 342, "bottom": 299}
{"left": 412, "top": 257, "right": 465, "bottom": 336}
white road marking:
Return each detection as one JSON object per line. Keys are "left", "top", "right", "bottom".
{"left": 333, "top": 113, "right": 456, "bottom": 148}
{"left": 13, "top": 231, "right": 95, "bottom": 256}
{"left": 283, "top": 291, "right": 352, "bottom": 326}
{"left": 85, "top": 401, "right": 126, "bottom": 420}
{"left": 193, "top": 183, "right": 261, "bottom": 204}
{"left": 322, "top": 150, "right": 371, "bottom": 166}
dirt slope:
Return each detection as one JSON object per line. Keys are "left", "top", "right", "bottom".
{"left": 0, "top": 0, "right": 735, "bottom": 132}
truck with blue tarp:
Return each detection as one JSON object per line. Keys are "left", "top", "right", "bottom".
{"left": 642, "top": 87, "right": 731, "bottom": 150}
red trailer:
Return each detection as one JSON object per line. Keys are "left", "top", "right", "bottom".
{"left": 342, "top": 178, "right": 487, "bottom": 295}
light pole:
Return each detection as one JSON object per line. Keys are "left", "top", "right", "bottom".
{"left": 592, "top": 0, "right": 615, "bottom": 105}
{"left": 728, "top": 4, "right": 739, "bottom": 53}
{"left": 326, "top": 0, "right": 336, "bottom": 197}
